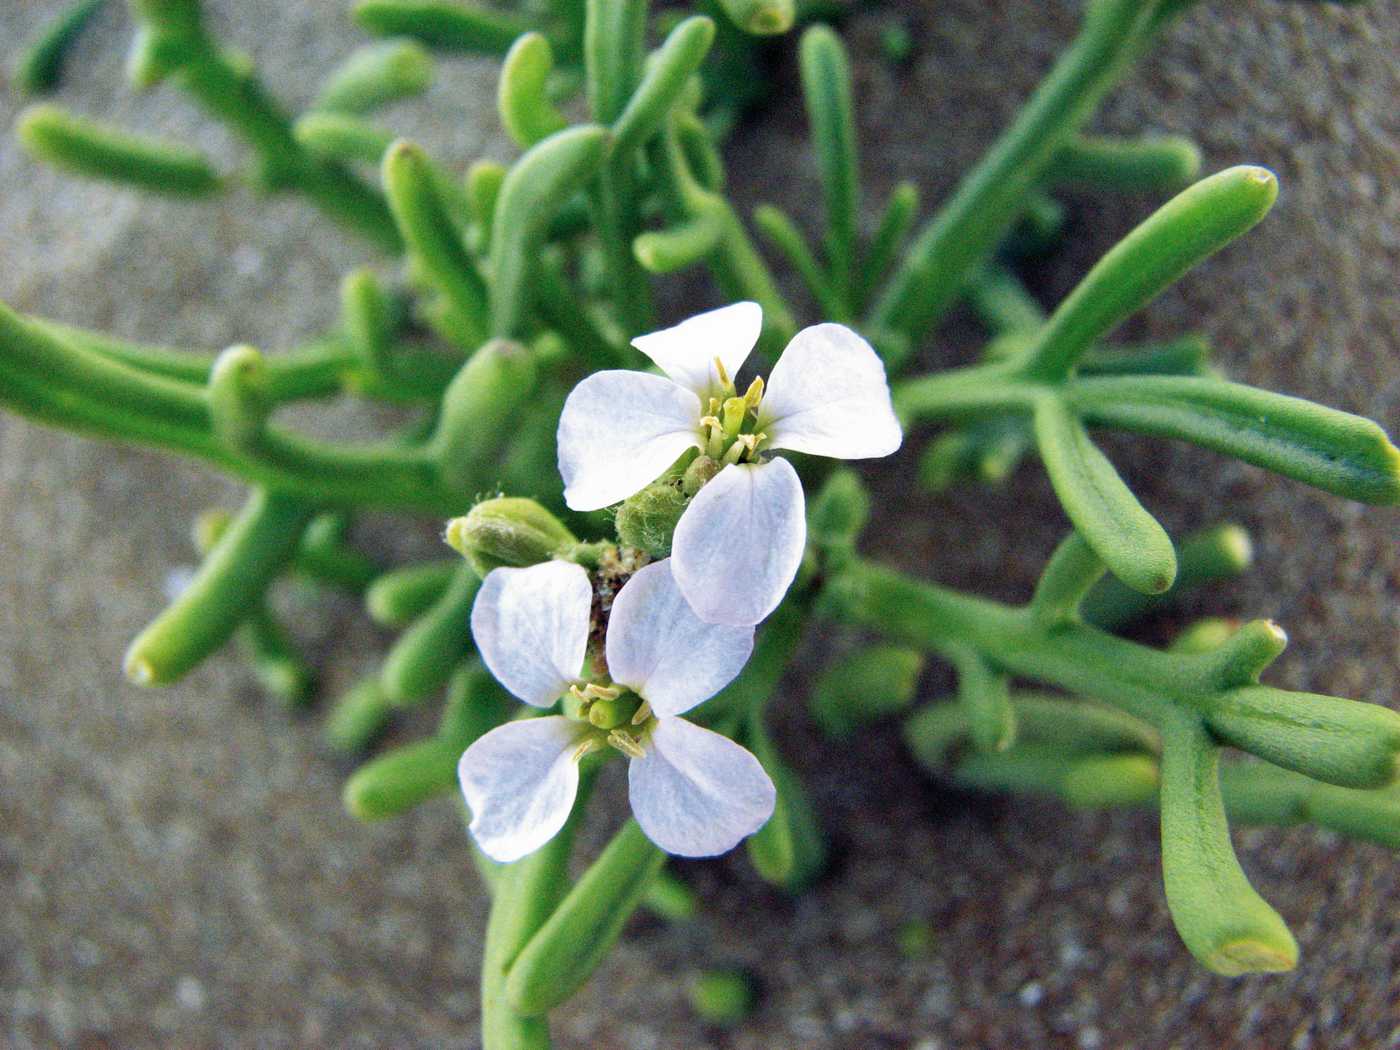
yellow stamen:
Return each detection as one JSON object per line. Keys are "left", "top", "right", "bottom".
{"left": 713, "top": 356, "right": 733, "bottom": 393}
{"left": 631, "top": 700, "right": 653, "bottom": 726}
{"left": 571, "top": 738, "right": 605, "bottom": 763}
{"left": 743, "top": 375, "right": 764, "bottom": 411}
{"left": 607, "top": 730, "right": 647, "bottom": 759}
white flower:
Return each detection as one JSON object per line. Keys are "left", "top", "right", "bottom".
{"left": 458, "top": 557, "right": 776, "bottom": 862}
{"left": 557, "top": 302, "right": 902, "bottom": 626}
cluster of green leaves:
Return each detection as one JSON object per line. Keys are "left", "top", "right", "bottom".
{"left": 4, "top": 0, "right": 1399, "bottom": 1045}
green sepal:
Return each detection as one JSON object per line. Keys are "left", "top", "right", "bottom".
{"left": 614, "top": 481, "right": 688, "bottom": 557}
{"left": 445, "top": 497, "right": 578, "bottom": 574}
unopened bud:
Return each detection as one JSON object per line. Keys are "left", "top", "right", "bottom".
{"left": 445, "top": 497, "right": 576, "bottom": 576}
{"left": 681, "top": 454, "right": 720, "bottom": 495}
{"left": 616, "top": 480, "right": 688, "bottom": 558}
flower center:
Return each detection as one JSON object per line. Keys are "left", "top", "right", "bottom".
{"left": 699, "top": 357, "right": 767, "bottom": 466}
{"left": 564, "top": 682, "right": 657, "bottom": 759}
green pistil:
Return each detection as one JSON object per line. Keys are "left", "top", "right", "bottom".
{"left": 700, "top": 362, "right": 769, "bottom": 468}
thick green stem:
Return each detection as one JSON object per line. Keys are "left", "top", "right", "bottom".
{"left": 130, "top": 4, "right": 401, "bottom": 252}
{"left": 481, "top": 776, "right": 593, "bottom": 1050}
{"left": 124, "top": 488, "right": 314, "bottom": 685}
{"left": 0, "top": 304, "right": 464, "bottom": 512}
{"left": 867, "top": 0, "right": 1163, "bottom": 352}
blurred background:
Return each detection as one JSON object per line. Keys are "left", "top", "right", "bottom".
{"left": 1, "top": 1, "right": 1397, "bottom": 1046}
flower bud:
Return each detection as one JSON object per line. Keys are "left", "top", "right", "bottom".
{"left": 615, "top": 480, "right": 688, "bottom": 558}
{"left": 681, "top": 454, "right": 719, "bottom": 495}
{"left": 445, "top": 497, "right": 577, "bottom": 576}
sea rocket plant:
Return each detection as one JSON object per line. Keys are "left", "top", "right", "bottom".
{"left": 458, "top": 557, "right": 776, "bottom": 862}
{"left": 557, "top": 302, "right": 903, "bottom": 626}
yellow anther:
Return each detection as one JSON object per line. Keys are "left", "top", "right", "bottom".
{"left": 742, "top": 375, "right": 764, "bottom": 410}
{"left": 571, "top": 737, "right": 605, "bottom": 763}
{"left": 721, "top": 397, "right": 746, "bottom": 438}
{"left": 631, "top": 700, "right": 653, "bottom": 726}
{"left": 607, "top": 730, "right": 647, "bottom": 759}
{"left": 699, "top": 415, "right": 722, "bottom": 430}
{"left": 713, "top": 356, "right": 733, "bottom": 393}
{"left": 580, "top": 682, "right": 621, "bottom": 701}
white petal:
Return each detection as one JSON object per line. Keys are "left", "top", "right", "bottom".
{"left": 628, "top": 717, "right": 776, "bottom": 857}
{"left": 558, "top": 370, "right": 702, "bottom": 511}
{"left": 631, "top": 302, "right": 762, "bottom": 398}
{"left": 759, "top": 323, "right": 902, "bottom": 460}
{"left": 670, "top": 459, "right": 806, "bottom": 627}
{"left": 459, "top": 716, "right": 587, "bottom": 863}
{"left": 605, "top": 559, "right": 753, "bottom": 718}
{"left": 470, "top": 562, "right": 592, "bottom": 707}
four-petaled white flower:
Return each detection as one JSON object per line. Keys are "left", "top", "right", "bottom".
{"left": 458, "top": 557, "right": 776, "bottom": 862}
{"left": 557, "top": 302, "right": 902, "bottom": 626}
